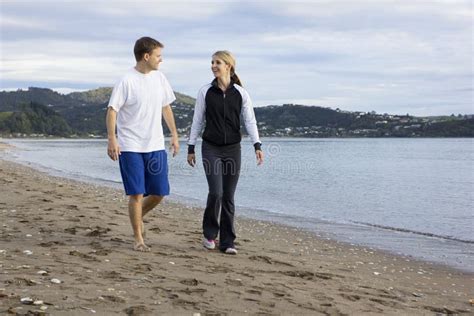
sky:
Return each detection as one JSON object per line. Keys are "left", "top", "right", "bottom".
{"left": 0, "top": 0, "right": 472, "bottom": 116}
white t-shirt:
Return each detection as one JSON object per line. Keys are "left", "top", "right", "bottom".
{"left": 108, "top": 68, "right": 176, "bottom": 152}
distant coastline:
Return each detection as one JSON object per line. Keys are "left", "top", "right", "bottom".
{"left": 1, "top": 87, "right": 473, "bottom": 138}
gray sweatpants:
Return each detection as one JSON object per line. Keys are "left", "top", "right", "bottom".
{"left": 201, "top": 140, "right": 241, "bottom": 250}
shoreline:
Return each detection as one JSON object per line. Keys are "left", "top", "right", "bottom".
{"left": 2, "top": 139, "right": 473, "bottom": 274}
{"left": 0, "top": 157, "right": 473, "bottom": 314}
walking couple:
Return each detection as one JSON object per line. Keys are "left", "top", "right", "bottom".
{"left": 106, "top": 36, "right": 264, "bottom": 255}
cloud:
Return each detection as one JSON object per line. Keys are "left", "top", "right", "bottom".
{"left": 0, "top": 15, "right": 53, "bottom": 30}
{"left": 0, "top": 0, "right": 472, "bottom": 116}
{"left": 263, "top": 0, "right": 473, "bottom": 21}
{"left": 88, "top": 1, "right": 232, "bottom": 19}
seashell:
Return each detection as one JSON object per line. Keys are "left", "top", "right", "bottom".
{"left": 20, "top": 297, "right": 33, "bottom": 304}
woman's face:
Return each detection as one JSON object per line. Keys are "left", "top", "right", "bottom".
{"left": 211, "top": 56, "right": 231, "bottom": 78}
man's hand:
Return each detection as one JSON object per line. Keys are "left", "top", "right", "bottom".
{"left": 256, "top": 150, "right": 264, "bottom": 166}
{"left": 187, "top": 153, "right": 196, "bottom": 167}
{"left": 107, "top": 138, "right": 121, "bottom": 161}
{"left": 162, "top": 105, "right": 179, "bottom": 157}
{"left": 170, "top": 135, "right": 179, "bottom": 157}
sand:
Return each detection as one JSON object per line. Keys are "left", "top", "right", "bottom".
{"left": 0, "top": 153, "right": 473, "bottom": 315}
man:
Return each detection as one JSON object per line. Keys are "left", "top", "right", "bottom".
{"left": 106, "top": 36, "right": 179, "bottom": 252}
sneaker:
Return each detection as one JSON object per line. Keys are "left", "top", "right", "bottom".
{"left": 202, "top": 238, "right": 216, "bottom": 250}
{"left": 224, "top": 247, "right": 238, "bottom": 255}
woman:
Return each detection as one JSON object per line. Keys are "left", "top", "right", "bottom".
{"left": 187, "top": 50, "right": 264, "bottom": 255}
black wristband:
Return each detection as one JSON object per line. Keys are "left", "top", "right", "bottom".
{"left": 188, "top": 145, "right": 195, "bottom": 154}
{"left": 254, "top": 142, "right": 262, "bottom": 152}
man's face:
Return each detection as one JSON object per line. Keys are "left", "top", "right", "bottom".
{"left": 144, "top": 47, "right": 162, "bottom": 70}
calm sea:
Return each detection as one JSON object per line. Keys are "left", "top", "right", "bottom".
{"left": 2, "top": 138, "right": 473, "bottom": 271}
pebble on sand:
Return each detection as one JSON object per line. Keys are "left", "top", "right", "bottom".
{"left": 20, "top": 297, "right": 33, "bottom": 305}
{"left": 51, "top": 278, "right": 61, "bottom": 284}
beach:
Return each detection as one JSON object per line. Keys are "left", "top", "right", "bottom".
{"left": 0, "top": 155, "right": 473, "bottom": 315}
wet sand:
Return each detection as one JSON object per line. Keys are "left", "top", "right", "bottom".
{"left": 0, "top": 155, "right": 473, "bottom": 315}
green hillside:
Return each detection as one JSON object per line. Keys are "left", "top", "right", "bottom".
{"left": 0, "top": 87, "right": 472, "bottom": 138}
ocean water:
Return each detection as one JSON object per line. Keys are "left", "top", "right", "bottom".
{"left": 2, "top": 138, "right": 473, "bottom": 272}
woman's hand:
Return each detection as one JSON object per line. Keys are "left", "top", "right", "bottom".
{"left": 187, "top": 153, "right": 196, "bottom": 167}
{"left": 256, "top": 150, "right": 264, "bottom": 166}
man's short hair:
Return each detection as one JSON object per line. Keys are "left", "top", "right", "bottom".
{"left": 134, "top": 37, "right": 164, "bottom": 62}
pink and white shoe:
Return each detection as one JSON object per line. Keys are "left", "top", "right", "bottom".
{"left": 202, "top": 238, "right": 216, "bottom": 250}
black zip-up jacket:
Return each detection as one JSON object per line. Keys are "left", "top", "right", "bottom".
{"left": 187, "top": 79, "right": 261, "bottom": 154}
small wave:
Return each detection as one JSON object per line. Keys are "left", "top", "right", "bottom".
{"left": 351, "top": 221, "right": 474, "bottom": 244}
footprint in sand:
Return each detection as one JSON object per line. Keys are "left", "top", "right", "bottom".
{"left": 69, "top": 250, "right": 99, "bottom": 262}
{"left": 282, "top": 270, "right": 341, "bottom": 281}
{"left": 133, "top": 263, "right": 153, "bottom": 272}
{"left": 246, "top": 289, "right": 262, "bottom": 295}
{"left": 148, "top": 226, "right": 161, "bottom": 233}
{"left": 5, "top": 277, "right": 38, "bottom": 286}
{"left": 100, "top": 270, "right": 129, "bottom": 282}
{"left": 225, "top": 279, "right": 243, "bottom": 286}
{"left": 340, "top": 293, "right": 361, "bottom": 302}
{"left": 86, "top": 227, "right": 111, "bottom": 237}
{"left": 179, "top": 278, "right": 199, "bottom": 286}
{"left": 90, "top": 249, "right": 111, "bottom": 256}
{"left": 100, "top": 295, "right": 126, "bottom": 303}
{"left": 272, "top": 291, "right": 287, "bottom": 297}
{"left": 38, "top": 241, "right": 65, "bottom": 247}
{"left": 178, "top": 288, "right": 207, "bottom": 295}
{"left": 64, "top": 227, "right": 77, "bottom": 235}
{"left": 249, "top": 255, "right": 295, "bottom": 267}
{"left": 124, "top": 305, "right": 151, "bottom": 315}
{"left": 171, "top": 298, "right": 198, "bottom": 307}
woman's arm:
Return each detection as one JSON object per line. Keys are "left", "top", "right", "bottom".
{"left": 187, "top": 87, "right": 207, "bottom": 167}
{"left": 239, "top": 87, "right": 264, "bottom": 165}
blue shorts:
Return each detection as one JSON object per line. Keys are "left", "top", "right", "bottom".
{"left": 119, "top": 150, "right": 170, "bottom": 196}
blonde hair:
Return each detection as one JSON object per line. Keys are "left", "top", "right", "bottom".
{"left": 212, "top": 50, "right": 242, "bottom": 86}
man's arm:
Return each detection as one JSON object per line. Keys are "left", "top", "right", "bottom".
{"left": 106, "top": 107, "right": 120, "bottom": 161}
{"left": 162, "top": 105, "right": 179, "bottom": 157}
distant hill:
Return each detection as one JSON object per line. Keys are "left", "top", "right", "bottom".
{"left": 0, "top": 101, "right": 72, "bottom": 136}
{"left": 0, "top": 87, "right": 473, "bottom": 137}
{"left": 0, "top": 87, "right": 195, "bottom": 136}
{"left": 68, "top": 87, "right": 112, "bottom": 104}
{"left": 0, "top": 87, "right": 83, "bottom": 111}
{"left": 0, "top": 87, "right": 195, "bottom": 110}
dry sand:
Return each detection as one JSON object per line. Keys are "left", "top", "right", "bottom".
{"left": 0, "top": 153, "right": 473, "bottom": 315}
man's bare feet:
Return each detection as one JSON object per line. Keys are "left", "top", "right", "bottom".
{"left": 133, "top": 242, "right": 150, "bottom": 252}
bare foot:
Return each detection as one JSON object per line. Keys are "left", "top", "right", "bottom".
{"left": 133, "top": 242, "right": 150, "bottom": 252}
